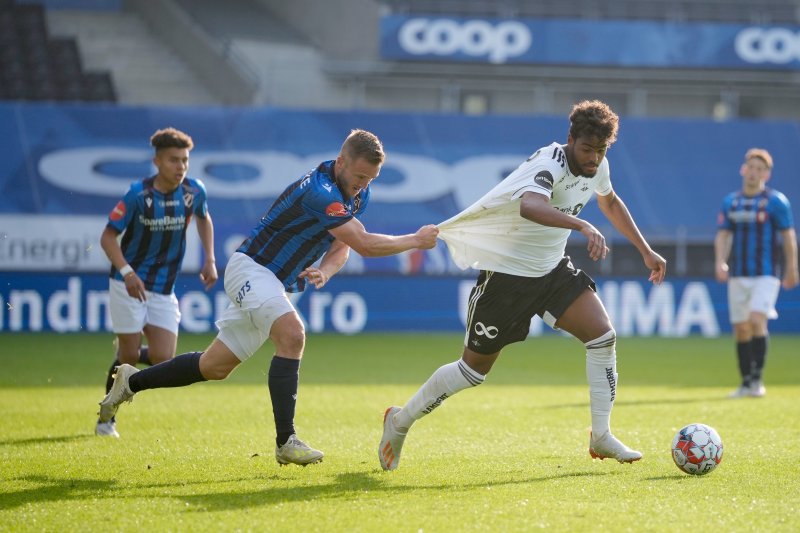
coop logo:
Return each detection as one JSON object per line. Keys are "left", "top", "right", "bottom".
{"left": 734, "top": 27, "right": 800, "bottom": 64}
{"left": 397, "top": 18, "right": 532, "bottom": 63}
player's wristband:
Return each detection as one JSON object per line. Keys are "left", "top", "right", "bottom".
{"left": 119, "top": 264, "right": 134, "bottom": 278}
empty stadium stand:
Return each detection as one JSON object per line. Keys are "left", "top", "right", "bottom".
{"left": 0, "top": 2, "right": 115, "bottom": 101}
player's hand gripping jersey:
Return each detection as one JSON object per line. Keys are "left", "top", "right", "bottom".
{"left": 438, "top": 142, "right": 613, "bottom": 277}
{"left": 237, "top": 160, "right": 370, "bottom": 292}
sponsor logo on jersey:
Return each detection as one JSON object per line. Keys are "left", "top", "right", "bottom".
{"left": 109, "top": 201, "right": 126, "bottom": 221}
{"left": 325, "top": 202, "right": 349, "bottom": 217}
{"left": 137, "top": 214, "right": 186, "bottom": 231}
{"left": 160, "top": 200, "right": 181, "bottom": 207}
{"left": 533, "top": 170, "right": 554, "bottom": 192}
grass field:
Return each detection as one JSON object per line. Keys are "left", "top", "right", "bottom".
{"left": 2, "top": 332, "right": 799, "bottom": 532}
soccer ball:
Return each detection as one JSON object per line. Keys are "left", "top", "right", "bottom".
{"left": 671, "top": 423, "right": 723, "bottom": 475}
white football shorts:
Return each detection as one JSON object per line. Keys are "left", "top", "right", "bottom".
{"left": 216, "top": 252, "right": 295, "bottom": 361}
{"left": 727, "top": 276, "right": 780, "bottom": 324}
{"left": 108, "top": 278, "right": 181, "bottom": 335}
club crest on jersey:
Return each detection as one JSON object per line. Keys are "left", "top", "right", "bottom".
{"left": 533, "top": 170, "right": 554, "bottom": 192}
{"left": 325, "top": 202, "right": 349, "bottom": 217}
{"left": 184, "top": 192, "right": 194, "bottom": 208}
{"left": 110, "top": 200, "right": 126, "bottom": 221}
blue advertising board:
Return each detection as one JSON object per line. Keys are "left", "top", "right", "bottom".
{"left": 2, "top": 272, "right": 798, "bottom": 335}
{"left": 2, "top": 103, "right": 800, "bottom": 276}
{"left": 380, "top": 15, "right": 800, "bottom": 70}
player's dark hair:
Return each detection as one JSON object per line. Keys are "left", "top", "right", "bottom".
{"left": 568, "top": 100, "right": 619, "bottom": 145}
{"left": 150, "top": 127, "right": 194, "bottom": 152}
{"left": 341, "top": 129, "right": 385, "bottom": 165}
{"left": 745, "top": 148, "right": 773, "bottom": 169}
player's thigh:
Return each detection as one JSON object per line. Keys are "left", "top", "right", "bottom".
{"left": 142, "top": 323, "right": 178, "bottom": 363}
{"left": 555, "top": 289, "right": 612, "bottom": 343}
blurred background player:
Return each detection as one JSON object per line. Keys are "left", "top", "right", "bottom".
{"left": 379, "top": 101, "right": 667, "bottom": 471}
{"left": 715, "top": 148, "right": 798, "bottom": 398}
{"left": 99, "top": 129, "right": 439, "bottom": 465}
{"left": 97, "top": 127, "right": 218, "bottom": 437}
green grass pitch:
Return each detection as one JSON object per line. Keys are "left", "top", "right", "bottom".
{"left": 2, "top": 332, "right": 799, "bottom": 532}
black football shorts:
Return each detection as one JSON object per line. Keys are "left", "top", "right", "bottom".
{"left": 464, "top": 256, "right": 596, "bottom": 354}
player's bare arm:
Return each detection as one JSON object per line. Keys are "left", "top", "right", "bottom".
{"left": 714, "top": 229, "right": 733, "bottom": 283}
{"left": 328, "top": 217, "right": 438, "bottom": 257}
{"left": 195, "top": 214, "right": 218, "bottom": 290}
{"left": 781, "top": 228, "right": 799, "bottom": 289}
{"left": 299, "top": 239, "right": 350, "bottom": 289}
{"left": 520, "top": 191, "right": 608, "bottom": 261}
{"left": 596, "top": 190, "right": 667, "bottom": 284}
{"left": 100, "top": 225, "right": 147, "bottom": 301}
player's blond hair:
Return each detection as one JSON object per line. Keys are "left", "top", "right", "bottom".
{"left": 150, "top": 127, "right": 194, "bottom": 152}
{"left": 569, "top": 100, "right": 619, "bottom": 145}
{"left": 744, "top": 148, "right": 773, "bottom": 169}
{"left": 341, "top": 129, "right": 385, "bottom": 165}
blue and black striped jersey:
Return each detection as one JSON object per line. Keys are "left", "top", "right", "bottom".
{"left": 718, "top": 188, "right": 794, "bottom": 277}
{"left": 106, "top": 176, "right": 209, "bottom": 294}
{"left": 237, "top": 160, "right": 370, "bottom": 292}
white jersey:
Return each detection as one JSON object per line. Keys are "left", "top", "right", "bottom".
{"left": 438, "top": 142, "right": 613, "bottom": 277}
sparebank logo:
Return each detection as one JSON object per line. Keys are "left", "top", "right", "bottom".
{"left": 734, "top": 27, "right": 800, "bottom": 64}
{"left": 397, "top": 18, "right": 532, "bottom": 64}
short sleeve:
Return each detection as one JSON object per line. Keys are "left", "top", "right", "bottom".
{"left": 302, "top": 184, "right": 353, "bottom": 229}
{"left": 192, "top": 179, "right": 209, "bottom": 218}
{"left": 509, "top": 149, "right": 564, "bottom": 201}
{"left": 717, "top": 195, "right": 733, "bottom": 230}
{"left": 771, "top": 192, "right": 794, "bottom": 230}
{"left": 106, "top": 186, "right": 137, "bottom": 233}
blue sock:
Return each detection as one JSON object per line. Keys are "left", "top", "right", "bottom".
{"left": 128, "top": 352, "right": 205, "bottom": 393}
{"left": 268, "top": 356, "right": 300, "bottom": 447}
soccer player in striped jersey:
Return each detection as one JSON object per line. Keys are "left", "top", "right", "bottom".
{"left": 715, "top": 148, "right": 798, "bottom": 398}
{"left": 99, "top": 129, "right": 439, "bottom": 465}
{"left": 96, "top": 128, "right": 218, "bottom": 438}
{"left": 379, "top": 101, "right": 667, "bottom": 471}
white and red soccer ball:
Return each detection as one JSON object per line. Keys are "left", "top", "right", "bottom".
{"left": 671, "top": 423, "right": 724, "bottom": 475}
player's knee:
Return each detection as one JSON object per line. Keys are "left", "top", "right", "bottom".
{"left": 585, "top": 329, "right": 616, "bottom": 364}
{"left": 270, "top": 319, "right": 306, "bottom": 357}
{"left": 116, "top": 347, "right": 141, "bottom": 365}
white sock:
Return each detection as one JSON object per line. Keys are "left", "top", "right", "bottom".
{"left": 394, "top": 359, "right": 485, "bottom": 431}
{"left": 585, "top": 330, "right": 617, "bottom": 437}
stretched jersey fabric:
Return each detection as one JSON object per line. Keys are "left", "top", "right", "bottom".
{"left": 106, "top": 176, "right": 209, "bottom": 294}
{"left": 717, "top": 188, "right": 794, "bottom": 277}
{"left": 238, "top": 160, "right": 370, "bottom": 292}
{"left": 438, "top": 142, "right": 613, "bottom": 277}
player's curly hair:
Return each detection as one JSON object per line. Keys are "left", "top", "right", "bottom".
{"left": 568, "top": 100, "right": 619, "bottom": 145}
{"left": 150, "top": 127, "right": 194, "bottom": 152}
{"left": 341, "top": 129, "right": 385, "bottom": 165}
{"left": 745, "top": 148, "right": 773, "bottom": 169}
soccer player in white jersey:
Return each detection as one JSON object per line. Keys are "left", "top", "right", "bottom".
{"left": 379, "top": 100, "right": 667, "bottom": 471}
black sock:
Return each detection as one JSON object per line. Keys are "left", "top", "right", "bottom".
{"left": 268, "top": 356, "right": 300, "bottom": 447}
{"left": 138, "top": 346, "right": 151, "bottom": 366}
{"left": 105, "top": 359, "right": 121, "bottom": 394}
{"left": 751, "top": 336, "right": 768, "bottom": 382}
{"left": 736, "top": 341, "right": 753, "bottom": 386}
{"left": 128, "top": 352, "right": 206, "bottom": 393}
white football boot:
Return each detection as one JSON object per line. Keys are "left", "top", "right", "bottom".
{"left": 275, "top": 434, "right": 324, "bottom": 466}
{"left": 378, "top": 406, "right": 407, "bottom": 471}
{"left": 589, "top": 431, "right": 643, "bottom": 463}
{"left": 98, "top": 364, "right": 138, "bottom": 423}
{"left": 95, "top": 419, "right": 120, "bottom": 438}
{"left": 749, "top": 380, "right": 766, "bottom": 398}
{"left": 727, "top": 384, "right": 751, "bottom": 398}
